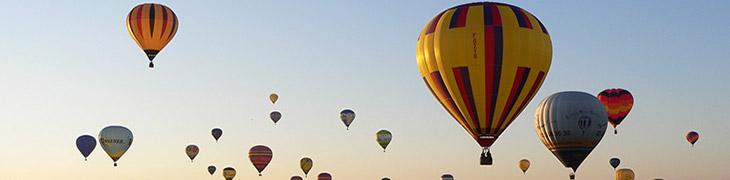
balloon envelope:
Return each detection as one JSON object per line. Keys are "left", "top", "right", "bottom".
{"left": 597, "top": 88, "right": 634, "bottom": 134}
{"left": 382, "top": 177, "right": 391, "bottom": 180}
{"left": 417, "top": 2, "right": 552, "bottom": 164}
{"left": 126, "top": 3, "right": 178, "bottom": 68}
{"left": 223, "top": 167, "right": 236, "bottom": 180}
{"left": 340, "top": 109, "right": 355, "bottom": 129}
{"left": 208, "top": 165, "right": 216, "bottom": 175}
{"left": 609, "top": 157, "right": 621, "bottom": 169}
{"left": 249, "top": 145, "right": 273, "bottom": 176}
{"left": 270, "top": 93, "right": 279, "bottom": 104}
{"left": 441, "top": 174, "right": 454, "bottom": 180}
{"left": 615, "top": 168, "right": 635, "bottom": 180}
{"left": 686, "top": 131, "right": 699, "bottom": 146}
{"left": 270, "top": 111, "right": 282, "bottom": 124}
{"left": 185, "top": 144, "right": 199, "bottom": 162}
{"left": 291, "top": 176, "right": 303, "bottom": 180}
{"left": 534, "top": 91, "right": 608, "bottom": 172}
{"left": 212, "top": 128, "right": 223, "bottom": 142}
{"left": 300, "top": 157, "right": 313, "bottom": 176}
{"left": 76, "top": 135, "right": 96, "bottom": 161}
{"left": 99, "top": 125, "right": 133, "bottom": 166}
{"left": 318, "top": 172, "right": 332, "bottom": 180}
{"left": 519, "top": 159, "right": 530, "bottom": 173}
{"left": 376, "top": 130, "right": 392, "bottom": 151}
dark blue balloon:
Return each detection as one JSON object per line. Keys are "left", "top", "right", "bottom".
{"left": 212, "top": 128, "right": 223, "bottom": 142}
{"left": 76, "top": 135, "right": 96, "bottom": 161}
{"left": 609, "top": 157, "right": 621, "bottom": 169}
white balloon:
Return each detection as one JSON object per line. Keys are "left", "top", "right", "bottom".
{"left": 99, "top": 125, "right": 133, "bottom": 166}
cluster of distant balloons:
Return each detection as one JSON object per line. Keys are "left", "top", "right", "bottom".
{"left": 73, "top": 2, "right": 702, "bottom": 180}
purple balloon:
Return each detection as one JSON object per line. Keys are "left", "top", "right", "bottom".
{"left": 212, "top": 128, "right": 223, "bottom": 142}
{"left": 76, "top": 135, "right": 96, "bottom": 161}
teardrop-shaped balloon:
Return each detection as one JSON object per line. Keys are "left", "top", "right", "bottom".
{"left": 212, "top": 128, "right": 223, "bottom": 142}
{"left": 519, "top": 159, "right": 530, "bottom": 174}
{"left": 340, "top": 109, "right": 355, "bottom": 130}
{"left": 376, "top": 129, "right": 392, "bottom": 152}
{"left": 223, "top": 167, "right": 236, "bottom": 180}
{"left": 208, "top": 165, "right": 216, "bottom": 175}
{"left": 270, "top": 111, "right": 282, "bottom": 124}
{"left": 99, "top": 125, "right": 133, "bottom": 167}
{"left": 441, "top": 174, "right": 454, "bottom": 180}
{"left": 291, "top": 176, "right": 303, "bottom": 180}
{"left": 609, "top": 157, "right": 621, "bottom": 169}
{"left": 597, "top": 88, "right": 634, "bottom": 134}
{"left": 317, "top": 172, "right": 332, "bottom": 180}
{"left": 270, "top": 93, "right": 279, "bottom": 104}
{"left": 418, "top": 2, "right": 552, "bottom": 166}
{"left": 185, "top": 144, "right": 199, "bottom": 162}
{"left": 76, "top": 134, "right": 97, "bottom": 161}
{"left": 686, "top": 131, "right": 699, "bottom": 147}
{"left": 126, "top": 3, "right": 178, "bottom": 68}
{"left": 249, "top": 145, "right": 273, "bottom": 176}
{"left": 300, "top": 157, "right": 313, "bottom": 177}
{"left": 615, "top": 168, "right": 635, "bottom": 180}
{"left": 535, "top": 91, "right": 608, "bottom": 172}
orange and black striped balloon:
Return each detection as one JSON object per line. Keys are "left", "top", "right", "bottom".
{"left": 417, "top": 2, "right": 552, "bottom": 149}
{"left": 597, "top": 88, "right": 634, "bottom": 132}
{"left": 126, "top": 3, "right": 178, "bottom": 68}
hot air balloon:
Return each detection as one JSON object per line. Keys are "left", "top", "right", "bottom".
{"left": 291, "top": 176, "right": 303, "bottom": 180}
{"left": 519, "top": 159, "right": 530, "bottom": 174}
{"left": 270, "top": 111, "right": 282, "bottom": 124}
{"left": 99, "top": 125, "right": 133, "bottom": 167}
{"left": 417, "top": 2, "right": 552, "bottom": 166}
{"left": 441, "top": 174, "right": 454, "bottom": 180}
{"left": 382, "top": 177, "right": 391, "bottom": 180}
{"left": 376, "top": 130, "right": 392, "bottom": 152}
{"left": 535, "top": 91, "right": 608, "bottom": 176}
{"left": 126, "top": 3, "right": 178, "bottom": 69}
{"left": 318, "top": 172, "right": 332, "bottom": 180}
{"left": 686, "top": 131, "right": 699, "bottom": 147}
{"left": 212, "top": 128, "right": 223, "bottom": 142}
{"left": 340, "top": 109, "right": 355, "bottom": 130}
{"left": 208, "top": 165, "right": 216, "bottom": 175}
{"left": 270, "top": 93, "right": 279, "bottom": 104}
{"left": 597, "top": 88, "right": 634, "bottom": 134}
{"left": 185, "top": 144, "right": 199, "bottom": 162}
{"left": 300, "top": 157, "right": 313, "bottom": 177}
{"left": 223, "top": 167, "right": 236, "bottom": 180}
{"left": 76, "top": 135, "right": 96, "bottom": 161}
{"left": 609, "top": 157, "right": 621, "bottom": 170}
{"left": 615, "top": 168, "right": 635, "bottom": 180}
{"left": 249, "top": 145, "right": 273, "bottom": 176}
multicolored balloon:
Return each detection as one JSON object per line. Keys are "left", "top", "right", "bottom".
{"left": 686, "top": 131, "right": 699, "bottom": 147}
{"left": 376, "top": 129, "right": 392, "bottom": 152}
{"left": 185, "top": 144, "right": 199, "bottom": 162}
{"left": 597, "top": 88, "right": 634, "bottom": 134}
{"left": 99, "top": 125, "right": 133, "bottom": 167}
{"left": 126, "top": 3, "right": 178, "bottom": 69}
{"left": 340, "top": 109, "right": 355, "bottom": 130}
{"left": 518, "top": 159, "right": 530, "bottom": 174}
{"left": 212, "top": 128, "right": 223, "bottom": 142}
{"left": 318, "top": 172, "right": 332, "bottom": 180}
{"left": 615, "top": 168, "right": 635, "bottom": 180}
{"left": 76, "top": 134, "right": 96, "bottom": 161}
{"left": 417, "top": 2, "right": 552, "bottom": 165}
{"left": 300, "top": 157, "right": 313, "bottom": 177}
{"left": 291, "top": 176, "right": 303, "bottom": 180}
{"left": 270, "top": 93, "right": 279, "bottom": 104}
{"left": 535, "top": 91, "right": 608, "bottom": 174}
{"left": 441, "top": 174, "right": 454, "bottom": 180}
{"left": 270, "top": 111, "right": 282, "bottom": 124}
{"left": 609, "top": 157, "right": 621, "bottom": 170}
{"left": 223, "top": 167, "right": 236, "bottom": 180}
{"left": 249, "top": 145, "right": 273, "bottom": 176}
{"left": 208, "top": 165, "right": 216, "bottom": 175}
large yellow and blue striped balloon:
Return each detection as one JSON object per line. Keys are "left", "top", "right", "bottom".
{"left": 126, "top": 3, "right": 179, "bottom": 68}
{"left": 417, "top": 2, "right": 551, "bottom": 156}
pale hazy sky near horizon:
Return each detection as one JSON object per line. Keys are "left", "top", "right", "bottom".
{"left": 1, "top": 0, "right": 729, "bottom": 179}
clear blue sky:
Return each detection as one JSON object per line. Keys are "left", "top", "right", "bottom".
{"left": 0, "top": 0, "right": 728, "bottom": 179}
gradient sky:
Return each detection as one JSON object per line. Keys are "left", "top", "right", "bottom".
{"left": 1, "top": 0, "right": 729, "bottom": 179}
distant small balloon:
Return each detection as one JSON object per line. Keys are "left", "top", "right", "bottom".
{"left": 376, "top": 129, "right": 392, "bottom": 152}
{"left": 270, "top": 93, "right": 279, "bottom": 104}
{"left": 340, "top": 109, "right": 355, "bottom": 130}
{"left": 381, "top": 177, "right": 391, "bottom": 180}
{"left": 291, "top": 176, "right": 303, "bottom": 180}
{"left": 249, "top": 145, "right": 273, "bottom": 176}
{"left": 318, "top": 172, "right": 332, "bottom": 180}
{"left": 615, "top": 168, "right": 635, "bottom": 180}
{"left": 76, "top": 135, "right": 97, "bottom": 161}
{"left": 300, "top": 157, "right": 313, "bottom": 177}
{"left": 519, "top": 159, "right": 530, "bottom": 174}
{"left": 686, "top": 131, "right": 699, "bottom": 147}
{"left": 185, "top": 144, "right": 199, "bottom": 162}
{"left": 609, "top": 157, "right": 621, "bottom": 170}
{"left": 223, "top": 167, "right": 236, "bottom": 180}
{"left": 208, "top": 165, "right": 216, "bottom": 175}
{"left": 270, "top": 111, "right": 282, "bottom": 124}
{"left": 441, "top": 174, "right": 454, "bottom": 180}
{"left": 99, "top": 125, "right": 133, "bottom": 167}
{"left": 212, "top": 128, "right": 223, "bottom": 142}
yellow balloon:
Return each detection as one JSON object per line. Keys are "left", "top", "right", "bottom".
{"left": 223, "top": 167, "right": 236, "bottom": 180}
{"left": 615, "top": 168, "right": 635, "bottom": 180}
{"left": 126, "top": 3, "right": 179, "bottom": 68}
{"left": 518, "top": 159, "right": 530, "bottom": 174}
{"left": 300, "top": 157, "right": 313, "bottom": 177}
